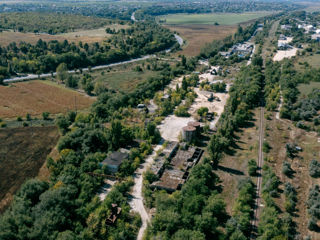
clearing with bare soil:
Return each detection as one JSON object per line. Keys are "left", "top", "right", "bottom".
{"left": 0, "top": 80, "right": 94, "bottom": 119}
{"left": 0, "top": 126, "right": 59, "bottom": 213}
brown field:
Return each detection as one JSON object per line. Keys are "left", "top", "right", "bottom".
{"left": 0, "top": 126, "right": 59, "bottom": 213}
{"left": 0, "top": 80, "right": 95, "bottom": 119}
{"left": 167, "top": 24, "right": 237, "bottom": 56}
{"left": 0, "top": 24, "right": 128, "bottom": 46}
{"left": 217, "top": 109, "right": 260, "bottom": 214}
{"left": 265, "top": 112, "right": 320, "bottom": 239}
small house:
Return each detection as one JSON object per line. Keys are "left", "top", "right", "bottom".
{"left": 101, "top": 150, "right": 129, "bottom": 173}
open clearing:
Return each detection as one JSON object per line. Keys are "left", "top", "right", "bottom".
{"left": 298, "top": 82, "right": 320, "bottom": 96}
{"left": 158, "top": 12, "right": 273, "bottom": 25}
{"left": 91, "top": 62, "right": 158, "bottom": 92}
{"left": 167, "top": 24, "right": 236, "bottom": 56}
{"left": 296, "top": 54, "right": 320, "bottom": 69}
{"left": 0, "top": 126, "right": 59, "bottom": 213}
{"left": 273, "top": 48, "right": 298, "bottom": 61}
{"left": 0, "top": 80, "right": 94, "bottom": 119}
{"left": 265, "top": 112, "right": 320, "bottom": 238}
{"left": 0, "top": 24, "right": 128, "bottom": 46}
{"left": 217, "top": 109, "right": 260, "bottom": 214}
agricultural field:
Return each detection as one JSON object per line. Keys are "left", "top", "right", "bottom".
{"left": 0, "top": 126, "right": 59, "bottom": 213}
{"left": 158, "top": 11, "right": 274, "bottom": 25}
{"left": 298, "top": 81, "right": 320, "bottom": 96}
{"left": 168, "top": 24, "right": 237, "bottom": 56}
{"left": 0, "top": 80, "right": 94, "bottom": 119}
{"left": 0, "top": 23, "right": 128, "bottom": 46}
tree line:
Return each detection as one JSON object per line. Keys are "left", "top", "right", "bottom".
{"left": 0, "top": 21, "right": 176, "bottom": 80}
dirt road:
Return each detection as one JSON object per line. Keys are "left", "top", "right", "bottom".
{"left": 129, "top": 144, "right": 162, "bottom": 240}
{"left": 251, "top": 106, "right": 264, "bottom": 239}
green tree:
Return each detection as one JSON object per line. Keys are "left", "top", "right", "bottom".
{"left": 56, "top": 63, "right": 69, "bottom": 83}
{"left": 55, "top": 114, "right": 70, "bottom": 135}
{"left": 42, "top": 112, "right": 50, "bottom": 120}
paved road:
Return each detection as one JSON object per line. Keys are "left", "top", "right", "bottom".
{"left": 250, "top": 106, "right": 264, "bottom": 239}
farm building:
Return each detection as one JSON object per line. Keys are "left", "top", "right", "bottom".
{"left": 101, "top": 149, "right": 129, "bottom": 173}
{"left": 281, "top": 24, "right": 292, "bottom": 31}
{"left": 150, "top": 141, "right": 179, "bottom": 176}
{"left": 231, "top": 43, "right": 253, "bottom": 57}
{"left": 312, "top": 34, "right": 320, "bottom": 41}
{"left": 151, "top": 145, "right": 203, "bottom": 192}
{"left": 278, "top": 42, "right": 292, "bottom": 50}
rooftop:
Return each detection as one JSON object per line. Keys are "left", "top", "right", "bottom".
{"left": 101, "top": 151, "right": 129, "bottom": 167}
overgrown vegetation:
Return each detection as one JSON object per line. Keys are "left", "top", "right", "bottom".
{"left": 0, "top": 12, "right": 114, "bottom": 34}
{"left": 0, "top": 22, "right": 176, "bottom": 77}
{"left": 307, "top": 185, "right": 320, "bottom": 231}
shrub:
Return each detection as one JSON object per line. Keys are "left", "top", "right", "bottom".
{"left": 309, "top": 160, "right": 320, "bottom": 178}
{"left": 286, "top": 143, "right": 298, "bottom": 159}
{"left": 26, "top": 113, "right": 31, "bottom": 121}
{"left": 17, "top": 116, "right": 23, "bottom": 121}
{"left": 23, "top": 122, "right": 29, "bottom": 127}
{"left": 282, "top": 161, "right": 294, "bottom": 177}
{"left": 174, "top": 105, "right": 190, "bottom": 117}
{"left": 248, "top": 159, "right": 258, "bottom": 176}
{"left": 263, "top": 141, "right": 271, "bottom": 153}
{"left": 197, "top": 107, "right": 209, "bottom": 117}
{"left": 0, "top": 122, "right": 7, "bottom": 128}
{"left": 42, "top": 112, "right": 50, "bottom": 120}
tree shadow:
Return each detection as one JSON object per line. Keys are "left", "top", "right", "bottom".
{"left": 217, "top": 165, "right": 244, "bottom": 176}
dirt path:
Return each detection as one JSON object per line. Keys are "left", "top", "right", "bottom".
{"left": 129, "top": 144, "right": 162, "bottom": 240}
{"left": 251, "top": 106, "right": 264, "bottom": 239}
{"left": 276, "top": 92, "right": 283, "bottom": 120}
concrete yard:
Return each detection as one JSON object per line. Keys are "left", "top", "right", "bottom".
{"left": 273, "top": 48, "right": 297, "bottom": 61}
{"left": 158, "top": 115, "right": 195, "bottom": 141}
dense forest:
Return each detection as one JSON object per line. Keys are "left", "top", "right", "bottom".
{"left": 0, "top": 21, "right": 176, "bottom": 79}
{"left": 0, "top": 12, "right": 115, "bottom": 34}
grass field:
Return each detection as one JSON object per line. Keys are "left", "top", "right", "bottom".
{"left": 298, "top": 81, "right": 320, "bottom": 96}
{"left": 0, "top": 80, "right": 94, "bottom": 119}
{"left": 217, "top": 109, "right": 260, "bottom": 214}
{"left": 158, "top": 11, "right": 274, "bottom": 25}
{"left": 0, "top": 126, "right": 59, "bottom": 213}
{"left": 168, "top": 24, "right": 237, "bottom": 56}
{"left": 264, "top": 111, "right": 320, "bottom": 239}
{"left": 91, "top": 62, "right": 158, "bottom": 92}
{"left": 0, "top": 24, "right": 128, "bottom": 46}
{"left": 296, "top": 54, "right": 320, "bottom": 69}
